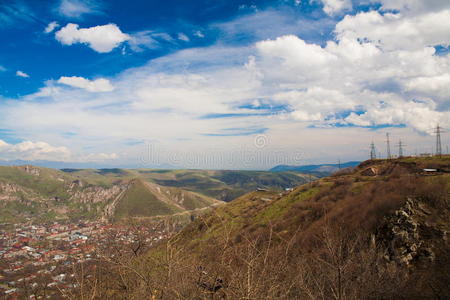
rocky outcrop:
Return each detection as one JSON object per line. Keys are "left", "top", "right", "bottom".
{"left": 377, "top": 198, "right": 443, "bottom": 265}
{"left": 101, "top": 187, "right": 129, "bottom": 222}
{"left": 23, "top": 165, "right": 40, "bottom": 176}
{"left": 361, "top": 167, "right": 379, "bottom": 176}
{"left": 0, "top": 182, "right": 41, "bottom": 202}
{"left": 69, "top": 184, "right": 128, "bottom": 204}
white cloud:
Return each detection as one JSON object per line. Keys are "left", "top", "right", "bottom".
{"left": 372, "top": 0, "right": 450, "bottom": 15}
{"left": 57, "top": 0, "right": 102, "bottom": 18}
{"left": 335, "top": 10, "right": 450, "bottom": 51}
{"left": 0, "top": 140, "right": 71, "bottom": 161}
{"left": 178, "top": 32, "right": 190, "bottom": 42}
{"left": 128, "top": 31, "right": 158, "bottom": 52}
{"left": 194, "top": 30, "right": 205, "bottom": 38}
{"left": 1, "top": 6, "right": 450, "bottom": 167}
{"left": 44, "top": 21, "right": 60, "bottom": 33}
{"left": 16, "top": 70, "right": 29, "bottom": 78}
{"left": 55, "top": 23, "right": 130, "bottom": 53}
{"left": 82, "top": 152, "right": 119, "bottom": 161}
{"left": 0, "top": 65, "right": 6, "bottom": 72}
{"left": 0, "top": 139, "right": 119, "bottom": 162}
{"left": 57, "top": 76, "right": 114, "bottom": 92}
{"left": 320, "top": 0, "right": 352, "bottom": 16}
{"left": 406, "top": 74, "right": 450, "bottom": 99}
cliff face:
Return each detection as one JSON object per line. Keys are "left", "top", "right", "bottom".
{"left": 69, "top": 184, "right": 128, "bottom": 204}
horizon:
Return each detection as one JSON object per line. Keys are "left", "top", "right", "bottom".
{"left": 0, "top": 0, "right": 449, "bottom": 169}
{"left": 0, "top": 157, "right": 361, "bottom": 171}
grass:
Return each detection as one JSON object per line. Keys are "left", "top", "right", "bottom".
{"left": 153, "top": 156, "right": 450, "bottom": 260}
{"left": 0, "top": 166, "right": 71, "bottom": 200}
{"left": 254, "top": 187, "right": 320, "bottom": 224}
{"left": 62, "top": 168, "right": 312, "bottom": 201}
{"left": 114, "top": 180, "right": 182, "bottom": 220}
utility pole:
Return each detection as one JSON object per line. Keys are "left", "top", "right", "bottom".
{"left": 338, "top": 159, "right": 341, "bottom": 169}
{"left": 435, "top": 124, "right": 442, "bottom": 157}
{"left": 386, "top": 133, "right": 392, "bottom": 159}
{"left": 370, "top": 142, "right": 377, "bottom": 160}
{"left": 397, "top": 140, "right": 405, "bottom": 158}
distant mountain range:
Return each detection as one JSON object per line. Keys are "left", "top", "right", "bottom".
{"left": 0, "top": 159, "right": 175, "bottom": 170}
{"left": 270, "top": 161, "right": 361, "bottom": 174}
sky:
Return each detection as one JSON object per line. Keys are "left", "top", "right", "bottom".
{"left": 0, "top": 0, "right": 449, "bottom": 169}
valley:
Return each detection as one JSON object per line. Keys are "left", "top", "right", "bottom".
{"left": 68, "top": 157, "right": 450, "bottom": 299}
{"left": 0, "top": 165, "right": 312, "bottom": 223}
{"left": 1, "top": 157, "right": 449, "bottom": 299}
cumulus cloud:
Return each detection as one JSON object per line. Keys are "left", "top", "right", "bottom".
{"left": 335, "top": 10, "right": 450, "bottom": 51}
{"left": 55, "top": 23, "right": 130, "bottom": 53}
{"left": 0, "top": 139, "right": 119, "bottom": 162}
{"left": 320, "top": 0, "right": 352, "bottom": 16}
{"left": 57, "top": 76, "right": 114, "bottom": 92}
{"left": 1, "top": 4, "right": 450, "bottom": 167}
{"left": 373, "top": 0, "right": 450, "bottom": 15}
{"left": 406, "top": 74, "right": 450, "bottom": 99}
{"left": 0, "top": 140, "right": 71, "bottom": 161}
{"left": 44, "top": 21, "right": 60, "bottom": 33}
{"left": 16, "top": 70, "right": 29, "bottom": 78}
{"left": 57, "top": 0, "right": 103, "bottom": 18}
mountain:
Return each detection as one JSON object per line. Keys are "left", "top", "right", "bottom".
{"left": 0, "top": 165, "right": 221, "bottom": 223}
{"left": 111, "top": 179, "right": 220, "bottom": 221}
{"left": 0, "top": 159, "right": 176, "bottom": 170}
{"left": 90, "top": 157, "right": 450, "bottom": 299}
{"left": 270, "top": 161, "right": 361, "bottom": 175}
{"left": 0, "top": 165, "right": 311, "bottom": 223}
{"left": 61, "top": 169, "right": 312, "bottom": 201}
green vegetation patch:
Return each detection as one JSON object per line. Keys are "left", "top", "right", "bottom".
{"left": 114, "top": 180, "right": 182, "bottom": 220}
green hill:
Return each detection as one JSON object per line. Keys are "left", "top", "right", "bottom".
{"left": 112, "top": 179, "right": 220, "bottom": 221}
{"left": 0, "top": 165, "right": 222, "bottom": 223}
{"left": 62, "top": 168, "right": 312, "bottom": 201}
{"left": 87, "top": 157, "right": 450, "bottom": 299}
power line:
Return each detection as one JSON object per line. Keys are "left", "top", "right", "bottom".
{"left": 386, "top": 133, "right": 391, "bottom": 159}
{"left": 397, "top": 140, "right": 406, "bottom": 158}
{"left": 435, "top": 124, "right": 442, "bottom": 157}
{"left": 370, "top": 141, "right": 376, "bottom": 160}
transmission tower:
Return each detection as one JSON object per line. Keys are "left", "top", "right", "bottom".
{"left": 370, "top": 142, "right": 376, "bottom": 160}
{"left": 397, "top": 140, "right": 405, "bottom": 158}
{"left": 435, "top": 124, "right": 442, "bottom": 157}
{"left": 386, "top": 133, "right": 392, "bottom": 159}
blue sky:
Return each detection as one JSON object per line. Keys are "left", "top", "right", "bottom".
{"left": 0, "top": 0, "right": 449, "bottom": 169}
{"left": 0, "top": 0, "right": 331, "bottom": 97}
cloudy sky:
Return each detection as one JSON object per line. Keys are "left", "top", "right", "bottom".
{"left": 0, "top": 0, "right": 449, "bottom": 169}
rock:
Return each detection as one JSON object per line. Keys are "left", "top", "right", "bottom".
{"left": 377, "top": 197, "right": 439, "bottom": 267}
{"left": 418, "top": 248, "right": 435, "bottom": 263}
{"left": 23, "top": 165, "right": 40, "bottom": 176}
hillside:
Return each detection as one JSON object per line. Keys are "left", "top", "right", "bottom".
{"left": 0, "top": 165, "right": 221, "bottom": 223}
{"left": 112, "top": 179, "right": 221, "bottom": 221}
{"left": 61, "top": 168, "right": 312, "bottom": 201}
{"left": 86, "top": 157, "right": 450, "bottom": 299}
{"left": 270, "top": 161, "right": 360, "bottom": 175}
